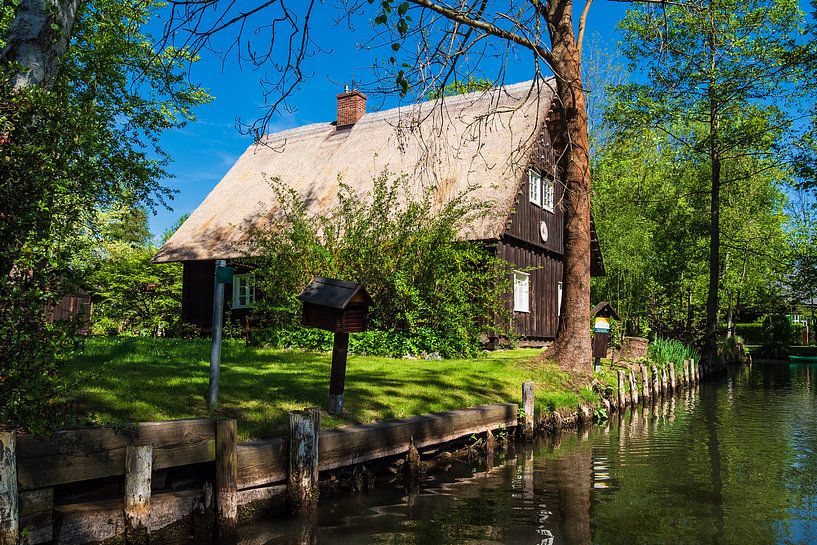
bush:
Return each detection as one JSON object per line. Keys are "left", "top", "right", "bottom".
{"left": 254, "top": 325, "right": 485, "bottom": 359}
{"left": 250, "top": 172, "right": 512, "bottom": 358}
{"left": 648, "top": 337, "right": 700, "bottom": 371}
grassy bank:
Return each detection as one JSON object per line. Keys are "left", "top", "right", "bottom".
{"left": 64, "top": 337, "right": 598, "bottom": 440}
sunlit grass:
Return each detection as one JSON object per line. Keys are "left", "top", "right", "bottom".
{"left": 66, "top": 337, "right": 596, "bottom": 440}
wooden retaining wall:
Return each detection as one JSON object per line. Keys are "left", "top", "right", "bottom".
{"left": 2, "top": 403, "right": 517, "bottom": 545}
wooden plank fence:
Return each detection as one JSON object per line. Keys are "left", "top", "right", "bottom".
{"left": 2, "top": 403, "right": 517, "bottom": 545}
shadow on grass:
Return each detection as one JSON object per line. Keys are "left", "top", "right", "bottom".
{"left": 69, "top": 337, "right": 550, "bottom": 439}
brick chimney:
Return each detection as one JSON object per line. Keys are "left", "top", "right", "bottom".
{"left": 336, "top": 89, "right": 367, "bottom": 128}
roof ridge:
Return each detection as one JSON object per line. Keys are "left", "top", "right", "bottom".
{"left": 261, "top": 78, "right": 550, "bottom": 143}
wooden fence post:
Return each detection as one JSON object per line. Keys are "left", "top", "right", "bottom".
{"left": 124, "top": 445, "right": 152, "bottom": 545}
{"left": 651, "top": 365, "right": 660, "bottom": 400}
{"left": 617, "top": 371, "right": 626, "bottom": 411}
{"left": 668, "top": 362, "right": 677, "bottom": 394}
{"left": 0, "top": 432, "right": 17, "bottom": 545}
{"left": 288, "top": 408, "right": 320, "bottom": 513}
{"left": 629, "top": 370, "right": 639, "bottom": 406}
{"left": 683, "top": 359, "right": 690, "bottom": 388}
{"left": 691, "top": 358, "right": 698, "bottom": 384}
{"left": 216, "top": 420, "right": 237, "bottom": 528}
{"left": 660, "top": 367, "right": 668, "bottom": 396}
{"left": 640, "top": 365, "right": 650, "bottom": 403}
{"left": 522, "top": 381, "right": 535, "bottom": 440}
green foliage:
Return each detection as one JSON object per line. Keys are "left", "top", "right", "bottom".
{"left": 0, "top": 0, "right": 209, "bottom": 431}
{"left": 252, "top": 171, "right": 512, "bottom": 358}
{"left": 256, "top": 325, "right": 486, "bottom": 359}
{"left": 89, "top": 246, "right": 182, "bottom": 336}
{"left": 760, "top": 314, "right": 795, "bottom": 356}
{"left": 87, "top": 208, "right": 183, "bottom": 336}
{"left": 427, "top": 76, "right": 493, "bottom": 99}
{"left": 648, "top": 338, "right": 701, "bottom": 371}
{"left": 598, "top": 0, "right": 808, "bottom": 352}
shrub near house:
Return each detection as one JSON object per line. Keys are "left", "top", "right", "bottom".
{"left": 251, "top": 173, "right": 510, "bottom": 358}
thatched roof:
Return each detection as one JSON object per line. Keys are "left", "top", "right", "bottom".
{"left": 154, "top": 79, "right": 556, "bottom": 263}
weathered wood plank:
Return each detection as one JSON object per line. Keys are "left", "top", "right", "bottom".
{"left": 19, "top": 488, "right": 52, "bottom": 545}
{"left": 124, "top": 445, "right": 152, "bottom": 543}
{"left": 0, "top": 432, "right": 18, "bottom": 545}
{"left": 17, "top": 419, "right": 215, "bottom": 490}
{"left": 318, "top": 403, "right": 517, "bottom": 472}
{"left": 522, "top": 382, "right": 535, "bottom": 439}
{"left": 236, "top": 438, "right": 288, "bottom": 490}
{"left": 53, "top": 489, "right": 206, "bottom": 545}
{"left": 215, "top": 420, "right": 237, "bottom": 528}
{"left": 288, "top": 409, "right": 320, "bottom": 513}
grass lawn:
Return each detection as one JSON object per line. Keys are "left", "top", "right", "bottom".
{"left": 66, "top": 337, "right": 598, "bottom": 440}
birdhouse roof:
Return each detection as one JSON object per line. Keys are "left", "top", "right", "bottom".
{"left": 591, "top": 301, "right": 620, "bottom": 320}
{"left": 297, "top": 277, "right": 372, "bottom": 310}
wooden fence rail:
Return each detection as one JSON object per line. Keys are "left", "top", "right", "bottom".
{"left": 4, "top": 403, "right": 518, "bottom": 545}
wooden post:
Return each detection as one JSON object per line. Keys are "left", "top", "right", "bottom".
{"left": 288, "top": 408, "right": 320, "bottom": 513}
{"left": 485, "top": 430, "right": 496, "bottom": 469}
{"left": 328, "top": 332, "right": 350, "bottom": 416}
{"left": 629, "top": 370, "right": 639, "bottom": 405}
{"left": 691, "top": 358, "right": 698, "bottom": 384}
{"left": 669, "top": 362, "right": 677, "bottom": 394}
{"left": 209, "top": 259, "right": 226, "bottom": 408}
{"left": 124, "top": 445, "right": 152, "bottom": 545}
{"left": 651, "top": 365, "right": 660, "bottom": 399}
{"left": 683, "top": 359, "right": 690, "bottom": 387}
{"left": 522, "top": 381, "right": 535, "bottom": 440}
{"left": 0, "top": 432, "right": 17, "bottom": 545}
{"left": 617, "top": 370, "right": 626, "bottom": 411}
{"left": 404, "top": 437, "right": 422, "bottom": 486}
{"left": 660, "top": 367, "right": 668, "bottom": 396}
{"left": 640, "top": 365, "right": 650, "bottom": 403}
{"left": 215, "top": 420, "right": 237, "bottom": 528}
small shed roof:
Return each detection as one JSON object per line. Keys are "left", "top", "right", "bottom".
{"left": 591, "top": 301, "right": 620, "bottom": 320}
{"left": 298, "top": 277, "right": 372, "bottom": 310}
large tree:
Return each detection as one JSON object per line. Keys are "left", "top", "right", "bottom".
{"left": 607, "top": 0, "right": 808, "bottom": 360}
{"left": 0, "top": 0, "right": 208, "bottom": 429}
{"left": 160, "top": 0, "right": 599, "bottom": 369}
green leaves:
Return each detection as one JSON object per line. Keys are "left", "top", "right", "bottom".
{"left": 252, "top": 171, "right": 512, "bottom": 358}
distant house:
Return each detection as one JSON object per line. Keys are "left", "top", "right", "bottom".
{"left": 154, "top": 79, "right": 604, "bottom": 343}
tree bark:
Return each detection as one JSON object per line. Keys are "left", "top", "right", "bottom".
{"left": 1, "top": 0, "right": 82, "bottom": 91}
{"left": 544, "top": 0, "right": 592, "bottom": 370}
{"left": 704, "top": 109, "right": 721, "bottom": 362}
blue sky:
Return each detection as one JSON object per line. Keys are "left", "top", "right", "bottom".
{"left": 145, "top": 2, "right": 641, "bottom": 239}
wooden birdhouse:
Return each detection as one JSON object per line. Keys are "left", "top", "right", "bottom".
{"left": 298, "top": 277, "right": 372, "bottom": 416}
{"left": 298, "top": 277, "right": 372, "bottom": 333}
{"left": 591, "top": 301, "right": 620, "bottom": 366}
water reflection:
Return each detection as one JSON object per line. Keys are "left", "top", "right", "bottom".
{"left": 226, "top": 362, "right": 817, "bottom": 545}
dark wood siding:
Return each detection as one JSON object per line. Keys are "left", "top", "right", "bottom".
{"left": 181, "top": 260, "right": 216, "bottom": 329}
{"left": 181, "top": 260, "right": 255, "bottom": 331}
{"left": 503, "top": 127, "right": 564, "bottom": 255}
{"left": 498, "top": 238, "right": 563, "bottom": 339}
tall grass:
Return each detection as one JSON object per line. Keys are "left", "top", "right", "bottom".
{"left": 648, "top": 338, "right": 700, "bottom": 371}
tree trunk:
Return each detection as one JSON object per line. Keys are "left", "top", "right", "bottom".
{"left": 704, "top": 117, "right": 721, "bottom": 362}
{"left": 1, "top": 0, "right": 82, "bottom": 91}
{"left": 544, "top": 0, "right": 592, "bottom": 370}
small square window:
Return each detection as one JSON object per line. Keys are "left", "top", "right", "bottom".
{"left": 232, "top": 274, "right": 256, "bottom": 309}
{"left": 513, "top": 271, "right": 530, "bottom": 313}
{"left": 529, "top": 170, "right": 542, "bottom": 207}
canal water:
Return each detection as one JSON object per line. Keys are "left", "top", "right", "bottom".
{"left": 228, "top": 362, "right": 817, "bottom": 544}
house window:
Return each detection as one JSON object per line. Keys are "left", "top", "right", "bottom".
{"left": 543, "top": 177, "right": 555, "bottom": 212}
{"left": 558, "top": 281, "right": 563, "bottom": 316}
{"left": 529, "top": 170, "right": 542, "bottom": 207}
{"left": 513, "top": 271, "right": 530, "bottom": 313}
{"left": 232, "top": 274, "right": 256, "bottom": 309}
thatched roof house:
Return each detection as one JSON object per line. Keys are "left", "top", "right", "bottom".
{"left": 155, "top": 79, "right": 604, "bottom": 342}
